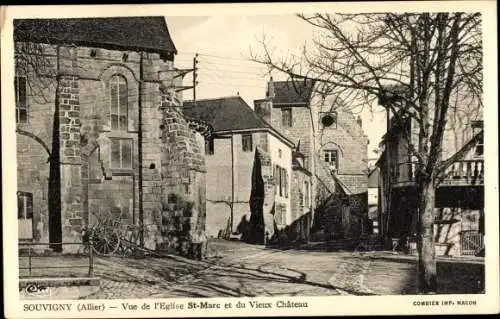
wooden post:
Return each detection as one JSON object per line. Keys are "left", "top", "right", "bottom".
{"left": 28, "top": 244, "right": 32, "bottom": 277}
{"left": 193, "top": 53, "right": 198, "bottom": 106}
{"left": 88, "top": 240, "right": 94, "bottom": 277}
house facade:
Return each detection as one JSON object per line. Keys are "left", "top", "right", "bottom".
{"left": 184, "top": 96, "right": 311, "bottom": 244}
{"left": 257, "top": 79, "right": 369, "bottom": 240}
{"left": 367, "top": 167, "right": 379, "bottom": 235}
{"left": 15, "top": 17, "right": 210, "bottom": 255}
{"left": 377, "top": 100, "right": 484, "bottom": 256}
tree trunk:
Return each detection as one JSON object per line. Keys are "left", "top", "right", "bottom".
{"left": 417, "top": 178, "right": 437, "bottom": 293}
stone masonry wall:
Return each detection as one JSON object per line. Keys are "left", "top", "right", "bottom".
{"left": 58, "top": 75, "right": 84, "bottom": 247}
{"left": 156, "top": 102, "right": 207, "bottom": 256}
{"left": 269, "top": 106, "right": 314, "bottom": 171}
{"left": 259, "top": 148, "right": 277, "bottom": 241}
{"left": 314, "top": 107, "right": 368, "bottom": 189}
{"left": 16, "top": 41, "right": 208, "bottom": 256}
{"left": 15, "top": 65, "right": 55, "bottom": 246}
{"left": 246, "top": 147, "right": 276, "bottom": 244}
{"left": 139, "top": 80, "right": 162, "bottom": 250}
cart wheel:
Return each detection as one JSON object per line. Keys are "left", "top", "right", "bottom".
{"left": 93, "top": 230, "right": 121, "bottom": 256}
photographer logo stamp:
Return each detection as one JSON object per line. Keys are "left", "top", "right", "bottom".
{"left": 21, "top": 283, "right": 52, "bottom": 298}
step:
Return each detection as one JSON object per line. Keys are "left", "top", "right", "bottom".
{"left": 19, "top": 276, "right": 100, "bottom": 289}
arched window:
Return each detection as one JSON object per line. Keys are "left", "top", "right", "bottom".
{"left": 109, "top": 75, "right": 128, "bottom": 131}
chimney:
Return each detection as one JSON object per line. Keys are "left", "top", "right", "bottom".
{"left": 357, "top": 115, "right": 362, "bottom": 127}
{"left": 266, "top": 76, "right": 275, "bottom": 99}
{"left": 254, "top": 99, "right": 272, "bottom": 123}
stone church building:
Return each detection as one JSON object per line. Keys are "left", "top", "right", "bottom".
{"left": 14, "top": 17, "right": 211, "bottom": 254}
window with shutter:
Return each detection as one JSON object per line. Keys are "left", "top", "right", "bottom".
{"left": 17, "top": 191, "right": 33, "bottom": 239}
{"left": 17, "top": 191, "right": 33, "bottom": 219}
{"left": 15, "top": 76, "right": 28, "bottom": 123}
{"left": 304, "top": 181, "right": 310, "bottom": 209}
{"left": 205, "top": 138, "right": 214, "bottom": 155}
{"left": 242, "top": 134, "right": 253, "bottom": 152}
{"left": 283, "top": 169, "right": 288, "bottom": 198}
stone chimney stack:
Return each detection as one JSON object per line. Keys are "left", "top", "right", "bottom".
{"left": 357, "top": 115, "right": 363, "bottom": 127}
{"left": 254, "top": 99, "right": 272, "bottom": 123}
{"left": 266, "top": 77, "right": 275, "bottom": 99}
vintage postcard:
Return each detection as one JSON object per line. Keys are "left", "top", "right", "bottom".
{"left": 2, "top": 1, "right": 499, "bottom": 318}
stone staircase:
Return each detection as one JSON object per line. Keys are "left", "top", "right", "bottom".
{"left": 324, "top": 236, "right": 385, "bottom": 252}
{"left": 296, "top": 236, "right": 385, "bottom": 252}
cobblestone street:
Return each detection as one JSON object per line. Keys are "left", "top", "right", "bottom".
{"left": 85, "top": 241, "right": 343, "bottom": 299}
{"left": 20, "top": 239, "right": 484, "bottom": 299}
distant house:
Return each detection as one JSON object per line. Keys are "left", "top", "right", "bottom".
{"left": 256, "top": 78, "right": 369, "bottom": 240}
{"left": 367, "top": 167, "right": 379, "bottom": 235}
{"left": 184, "top": 96, "right": 311, "bottom": 243}
{"left": 15, "top": 17, "right": 210, "bottom": 255}
{"left": 377, "top": 102, "right": 484, "bottom": 256}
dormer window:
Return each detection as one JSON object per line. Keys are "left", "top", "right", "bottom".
{"left": 110, "top": 75, "right": 128, "bottom": 131}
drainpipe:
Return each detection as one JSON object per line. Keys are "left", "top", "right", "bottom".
{"left": 138, "top": 51, "right": 144, "bottom": 247}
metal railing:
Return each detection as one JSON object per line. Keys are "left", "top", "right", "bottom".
{"left": 18, "top": 241, "right": 94, "bottom": 278}
{"left": 460, "top": 230, "right": 484, "bottom": 256}
{"left": 393, "top": 159, "right": 484, "bottom": 185}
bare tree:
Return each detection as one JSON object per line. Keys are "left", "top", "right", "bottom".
{"left": 249, "top": 12, "right": 483, "bottom": 293}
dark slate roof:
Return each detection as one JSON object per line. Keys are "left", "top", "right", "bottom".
{"left": 272, "top": 79, "right": 315, "bottom": 105}
{"left": 183, "top": 96, "right": 294, "bottom": 146}
{"left": 14, "top": 17, "right": 177, "bottom": 55}
{"left": 183, "top": 96, "right": 267, "bottom": 132}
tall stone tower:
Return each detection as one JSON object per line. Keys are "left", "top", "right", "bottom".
{"left": 257, "top": 78, "right": 369, "bottom": 239}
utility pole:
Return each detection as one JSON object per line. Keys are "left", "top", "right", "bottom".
{"left": 138, "top": 51, "right": 144, "bottom": 248}
{"left": 230, "top": 135, "right": 235, "bottom": 235}
{"left": 384, "top": 106, "right": 391, "bottom": 246}
{"left": 193, "top": 53, "right": 199, "bottom": 106}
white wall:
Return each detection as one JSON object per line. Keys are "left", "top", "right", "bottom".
{"left": 205, "top": 130, "right": 294, "bottom": 233}
{"left": 269, "top": 133, "right": 293, "bottom": 227}
{"left": 368, "top": 187, "right": 378, "bottom": 206}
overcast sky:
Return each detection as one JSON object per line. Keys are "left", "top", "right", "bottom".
{"left": 166, "top": 15, "right": 386, "bottom": 160}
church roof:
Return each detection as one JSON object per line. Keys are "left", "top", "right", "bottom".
{"left": 14, "top": 17, "right": 177, "bottom": 57}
